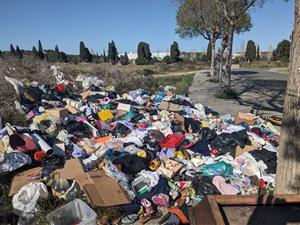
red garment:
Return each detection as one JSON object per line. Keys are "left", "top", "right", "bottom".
{"left": 57, "top": 83, "right": 64, "bottom": 92}
{"left": 159, "top": 134, "right": 185, "bottom": 148}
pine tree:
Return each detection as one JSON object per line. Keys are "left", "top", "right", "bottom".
{"left": 170, "top": 41, "right": 181, "bottom": 63}
{"left": 256, "top": 45, "right": 260, "bottom": 60}
{"left": 10, "top": 44, "right": 15, "bottom": 53}
{"left": 38, "top": 40, "right": 44, "bottom": 59}
{"left": 107, "top": 41, "right": 118, "bottom": 65}
{"left": 0, "top": 49, "right": 2, "bottom": 58}
{"left": 16, "top": 45, "right": 22, "bottom": 59}
{"left": 32, "top": 46, "right": 38, "bottom": 58}
{"left": 245, "top": 40, "right": 256, "bottom": 62}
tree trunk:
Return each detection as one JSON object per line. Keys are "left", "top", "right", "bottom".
{"left": 210, "top": 39, "right": 216, "bottom": 77}
{"left": 224, "top": 24, "right": 235, "bottom": 89}
{"left": 275, "top": 0, "right": 300, "bottom": 194}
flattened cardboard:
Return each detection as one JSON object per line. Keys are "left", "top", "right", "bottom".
{"left": 65, "top": 105, "right": 78, "bottom": 114}
{"left": 9, "top": 159, "right": 84, "bottom": 196}
{"left": 168, "top": 103, "right": 182, "bottom": 112}
{"left": 232, "top": 144, "right": 257, "bottom": 158}
{"left": 55, "top": 158, "right": 85, "bottom": 180}
{"left": 46, "top": 108, "right": 68, "bottom": 119}
{"left": 76, "top": 170, "right": 130, "bottom": 207}
{"left": 159, "top": 101, "right": 169, "bottom": 111}
{"left": 9, "top": 167, "right": 41, "bottom": 196}
{"left": 235, "top": 112, "right": 256, "bottom": 126}
{"left": 117, "top": 103, "right": 132, "bottom": 112}
{"left": 80, "top": 91, "right": 90, "bottom": 100}
{"left": 159, "top": 101, "right": 182, "bottom": 112}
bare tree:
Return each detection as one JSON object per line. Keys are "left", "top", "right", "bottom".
{"left": 214, "top": 0, "right": 265, "bottom": 88}
{"left": 275, "top": 0, "right": 300, "bottom": 194}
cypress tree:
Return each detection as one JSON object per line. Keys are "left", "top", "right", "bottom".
{"left": 170, "top": 41, "right": 180, "bottom": 63}
{"left": 16, "top": 45, "right": 22, "bottom": 59}
{"left": 55, "top": 45, "right": 60, "bottom": 61}
{"left": 79, "top": 41, "right": 92, "bottom": 62}
{"left": 38, "top": 40, "right": 44, "bottom": 59}
{"left": 256, "top": 45, "right": 260, "bottom": 60}
{"left": 136, "top": 42, "right": 152, "bottom": 65}
{"left": 120, "top": 52, "right": 129, "bottom": 65}
{"left": 32, "top": 46, "right": 38, "bottom": 58}
{"left": 245, "top": 40, "right": 256, "bottom": 62}
{"left": 10, "top": 44, "right": 15, "bottom": 53}
{"left": 107, "top": 41, "right": 118, "bottom": 65}
{"left": 60, "top": 51, "right": 68, "bottom": 62}
{"left": 79, "top": 41, "right": 85, "bottom": 61}
{"left": 103, "top": 49, "right": 107, "bottom": 62}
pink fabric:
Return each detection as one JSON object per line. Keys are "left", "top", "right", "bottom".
{"left": 212, "top": 176, "right": 239, "bottom": 195}
{"left": 75, "top": 117, "right": 87, "bottom": 122}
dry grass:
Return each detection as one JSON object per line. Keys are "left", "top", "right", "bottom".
{"left": 0, "top": 56, "right": 54, "bottom": 126}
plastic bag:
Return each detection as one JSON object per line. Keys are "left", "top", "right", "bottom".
{"left": 0, "top": 152, "right": 31, "bottom": 174}
{"left": 12, "top": 182, "right": 48, "bottom": 219}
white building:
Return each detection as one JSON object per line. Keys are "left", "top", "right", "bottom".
{"left": 121, "top": 52, "right": 170, "bottom": 61}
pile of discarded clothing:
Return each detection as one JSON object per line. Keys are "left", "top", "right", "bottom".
{"left": 0, "top": 71, "right": 280, "bottom": 225}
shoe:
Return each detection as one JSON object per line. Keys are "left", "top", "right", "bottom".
{"left": 141, "top": 198, "right": 154, "bottom": 215}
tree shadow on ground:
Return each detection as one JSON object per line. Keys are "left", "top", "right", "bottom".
{"left": 233, "top": 79, "right": 287, "bottom": 113}
{"left": 231, "top": 71, "right": 259, "bottom": 76}
{"left": 247, "top": 196, "right": 300, "bottom": 225}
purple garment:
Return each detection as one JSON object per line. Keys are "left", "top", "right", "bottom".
{"left": 157, "top": 148, "right": 176, "bottom": 159}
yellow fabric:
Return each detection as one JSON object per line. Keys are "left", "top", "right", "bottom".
{"left": 200, "top": 121, "right": 210, "bottom": 128}
{"left": 33, "top": 113, "right": 49, "bottom": 124}
{"left": 137, "top": 150, "right": 147, "bottom": 158}
{"left": 98, "top": 110, "right": 113, "bottom": 122}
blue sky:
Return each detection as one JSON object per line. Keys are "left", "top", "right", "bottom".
{"left": 0, "top": 0, "right": 294, "bottom": 54}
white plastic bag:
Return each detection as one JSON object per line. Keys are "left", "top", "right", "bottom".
{"left": 12, "top": 182, "right": 48, "bottom": 218}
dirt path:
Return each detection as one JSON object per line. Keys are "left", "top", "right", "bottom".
{"left": 153, "top": 70, "right": 198, "bottom": 77}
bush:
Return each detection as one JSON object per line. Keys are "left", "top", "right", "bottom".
{"left": 162, "top": 56, "right": 172, "bottom": 64}
{"left": 137, "top": 69, "right": 154, "bottom": 76}
{"left": 201, "top": 54, "right": 208, "bottom": 63}
{"left": 214, "top": 89, "right": 237, "bottom": 99}
{"left": 135, "top": 57, "right": 148, "bottom": 65}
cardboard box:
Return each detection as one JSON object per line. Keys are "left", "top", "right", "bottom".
{"left": 232, "top": 144, "right": 257, "bottom": 158}
{"left": 46, "top": 108, "right": 68, "bottom": 119}
{"left": 9, "top": 159, "right": 84, "bottom": 196}
{"left": 235, "top": 112, "right": 256, "bottom": 125}
{"left": 76, "top": 170, "right": 130, "bottom": 207}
